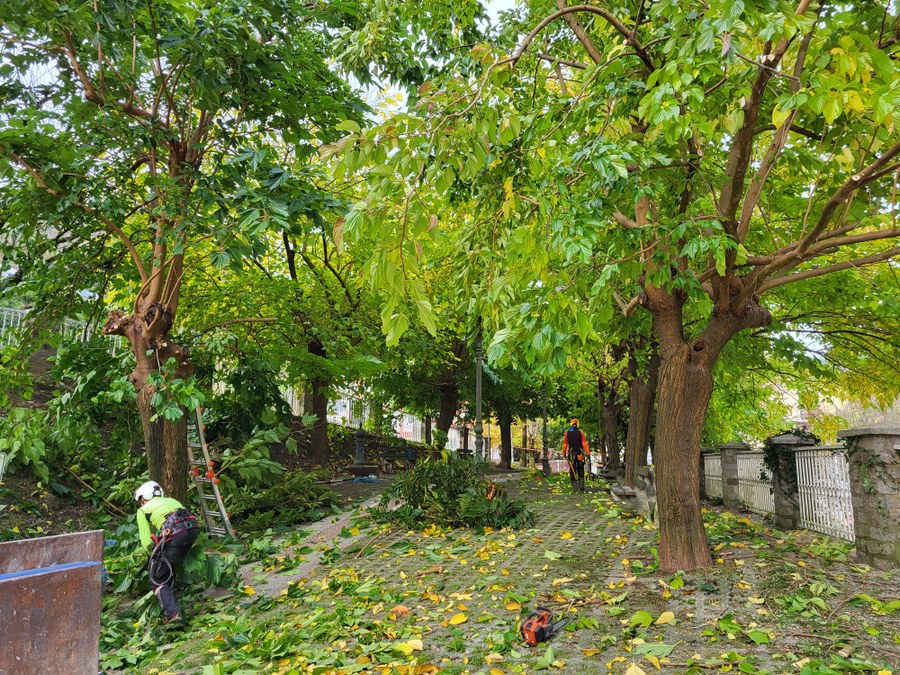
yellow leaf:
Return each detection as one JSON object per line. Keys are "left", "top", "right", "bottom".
{"left": 501, "top": 568, "right": 511, "bottom": 575}
{"left": 396, "top": 643, "right": 414, "bottom": 656}
{"left": 483, "top": 527, "right": 494, "bottom": 535}
{"left": 560, "top": 531, "right": 573, "bottom": 539}
{"left": 399, "top": 571, "right": 407, "bottom": 579}
{"left": 877, "top": 671, "right": 891, "bottom": 675}
{"left": 582, "top": 648, "right": 601, "bottom": 657}
{"left": 624, "top": 664, "right": 647, "bottom": 675}
{"left": 491, "top": 670, "right": 504, "bottom": 675}
{"left": 646, "top": 654, "right": 661, "bottom": 670}
{"left": 747, "top": 596, "right": 766, "bottom": 604}
{"left": 449, "top": 612, "right": 468, "bottom": 625}
{"left": 505, "top": 602, "right": 521, "bottom": 611}
{"left": 243, "top": 586, "right": 256, "bottom": 595}
{"left": 457, "top": 603, "right": 468, "bottom": 610}
{"left": 552, "top": 577, "right": 574, "bottom": 586}
{"left": 655, "top": 611, "right": 675, "bottom": 625}
{"left": 407, "top": 639, "right": 424, "bottom": 652}
{"left": 621, "top": 558, "right": 630, "bottom": 566}
{"left": 484, "top": 653, "right": 504, "bottom": 663}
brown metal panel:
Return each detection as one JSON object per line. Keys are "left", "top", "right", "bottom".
{"left": 0, "top": 530, "right": 104, "bottom": 574}
{"left": 0, "top": 564, "right": 102, "bottom": 675}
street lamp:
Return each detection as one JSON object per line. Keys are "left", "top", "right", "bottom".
{"left": 542, "top": 380, "right": 550, "bottom": 477}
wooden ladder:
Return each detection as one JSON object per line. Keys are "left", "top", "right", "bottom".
{"left": 187, "top": 406, "right": 235, "bottom": 538}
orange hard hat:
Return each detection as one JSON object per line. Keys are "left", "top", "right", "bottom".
{"left": 570, "top": 418, "right": 579, "bottom": 426}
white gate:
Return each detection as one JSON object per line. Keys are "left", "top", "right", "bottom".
{"left": 796, "top": 445, "right": 855, "bottom": 541}
{"left": 703, "top": 453, "right": 723, "bottom": 499}
{"left": 737, "top": 451, "right": 774, "bottom": 515}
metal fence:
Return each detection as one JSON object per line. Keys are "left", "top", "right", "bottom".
{"left": 703, "top": 453, "right": 723, "bottom": 499}
{"left": 796, "top": 445, "right": 855, "bottom": 541}
{"left": 736, "top": 451, "right": 775, "bottom": 516}
{"left": 0, "top": 306, "right": 27, "bottom": 348}
{"left": 1, "top": 306, "right": 96, "bottom": 348}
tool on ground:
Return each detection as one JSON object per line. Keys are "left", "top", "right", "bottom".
{"left": 187, "top": 405, "right": 235, "bottom": 537}
{"left": 521, "top": 606, "right": 570, "bottom": 646}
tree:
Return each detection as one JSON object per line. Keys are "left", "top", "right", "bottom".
{"left": 0, "top": 0, "right": 361, "bottom": 500}
{"left": 332, "top": 0, "right": 900, "bottom": 570}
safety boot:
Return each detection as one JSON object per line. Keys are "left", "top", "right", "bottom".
{"left": 578, "top": 478, "right": 585, "bottom": 492}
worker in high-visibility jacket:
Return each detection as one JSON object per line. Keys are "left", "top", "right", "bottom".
{"left": 561, "top": 419, "right": 591, "bottom": 492}
{"left": 135, "top": 480, "right": 198, "bottom": 625}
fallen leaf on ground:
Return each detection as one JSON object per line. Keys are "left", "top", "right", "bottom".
{"left": 449, "top": 612, "right": 468, "bottom": 625}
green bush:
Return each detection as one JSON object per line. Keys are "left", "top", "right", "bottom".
{"left": 372, "top": 458, "right": 533, "bottom": 530}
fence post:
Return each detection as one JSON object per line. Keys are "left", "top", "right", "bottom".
{"left": 766, "top": 432, "right": 807, "bottom": 531}
{"left": 837, "top": 423, "right": 899, "bottom": 570}
{"left": 718, "top": 441, "right": 748, "bottom": 509}
{"left": 699, "top": 448, "right": 710, "bottom": 499}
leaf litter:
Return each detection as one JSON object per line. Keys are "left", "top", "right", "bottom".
{"left": 101, "top": 472, "right": 898, "bottom": 674}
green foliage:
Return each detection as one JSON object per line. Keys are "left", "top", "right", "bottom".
{"left": 373, "top": 458, "right": 533, "bottom": 529}
{"left": 230, "top": 469, "right": 340, "bottom": 532}
{"left": 0, "top": 408, "right": 50, "bottom": 482}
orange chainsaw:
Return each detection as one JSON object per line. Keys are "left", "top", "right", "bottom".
{"left": 521, "top": 606, "right": 569, "bottom": 646}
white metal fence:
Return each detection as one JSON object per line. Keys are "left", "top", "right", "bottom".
{"left": 796, "top": 445, "right": 855, "bottom": 541}
{"left": 736, "top": 451, "right": 775, "bottom": 516}
{"left": 0, "top": 306, "right": 26, "bottom": 348}
{"left": 703, "top": 453, "right": 723, "bottom": 499}
{"left": 1, "top": 306, "right": 97, "bottom": 348}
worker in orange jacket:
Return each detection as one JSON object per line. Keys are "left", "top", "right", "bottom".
{"left": 561, "top": 418, "right": 590, "bottom": 492}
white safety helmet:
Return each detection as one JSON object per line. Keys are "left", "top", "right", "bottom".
{"left": 134, "top": 480, "right": 164, "bottom": 502}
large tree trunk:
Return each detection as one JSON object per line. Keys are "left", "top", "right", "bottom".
{"left": 136, "top": 388, "right": 189, "bottom": 504}
{"left": 104, "top": 305, "right": 192, "bottom": 504}
{"left": 437, "top": 383, "right": 458, "bottom": 433}
{"left": 649, "top": 287, "right": 771, "bottom": 571}
{"left": 624, "top": 352, "right": 660, "bottom": 488}
{"left": 654, "top": 344, "right": 714, "bottom": 571}
{"left": 600, "top": 381, "right": 621, "bottom": 475}
{"left": 308, "top": 340, "right": 330, "bottom": 468}
{"left": 500, "top": 412, "right": 513, "bottom": 469}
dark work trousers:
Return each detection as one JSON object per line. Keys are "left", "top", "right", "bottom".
{"left": 568, "top": 458, "right": 585, "bottom": 483}
{"left": 148, "top": 526, "right": 199, "bottom": 620}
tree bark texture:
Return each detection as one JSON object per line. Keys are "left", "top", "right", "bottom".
{"left": 307, "top": 340, "right": 330, "bottom": 468}
{"left": 500, "top": 413, "right": 513, "bottom": 469}
{"left": 600, "top": 380, "right": 621, "bottom": 475}
{"left": 654, "top": 344, "right": 714, "bottom": 571}
{"left": 624, "top": 352, "right": 660, "bottom": 488}
{"left": 437, "top": 383, "right": 458, "bottom": 433}
{"left": 649, "top": 288, "right": 771, "bottom": 571}
{"left": 136, "top": 388, "right": 188, "bottom": 504}
{"left": 103, "top": 306, "right": 192, "bottom": 504}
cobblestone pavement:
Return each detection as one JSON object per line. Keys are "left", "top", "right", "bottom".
{"left": 209, "top": 470, "right": 897, "bottom": 674}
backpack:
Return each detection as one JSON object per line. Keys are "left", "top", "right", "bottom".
{"left": 566, "top": 428, "right": 584, "bottom": 461}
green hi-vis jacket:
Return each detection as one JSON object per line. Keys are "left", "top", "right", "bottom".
{"left": 137, "top": 496, "right": 186, "bottom": 550}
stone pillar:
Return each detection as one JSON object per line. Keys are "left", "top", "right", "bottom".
{"left": 766, "top": 432, "right": 807, "bottom": 531}
{"left": 837, "top": 423, "right": 899, "bottom": 570}
{"left": 718, "top": 441, "right": 748, "bottom": 509}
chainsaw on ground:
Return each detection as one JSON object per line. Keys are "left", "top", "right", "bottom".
{"left": 521, "top": 606, "right": 569, "bottom": 646}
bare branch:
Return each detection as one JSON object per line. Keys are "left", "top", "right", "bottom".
{"left": 758, "top": 246, "right": 900, "bottom": 292}
{"left": 613, "top": 211, "right": 640, "bottom": 229}
{"left": 512, "top": 5, "right": 655, "bottom": 72}
{"left": 555, "top": 0, "right": 604, "bottom": 65}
